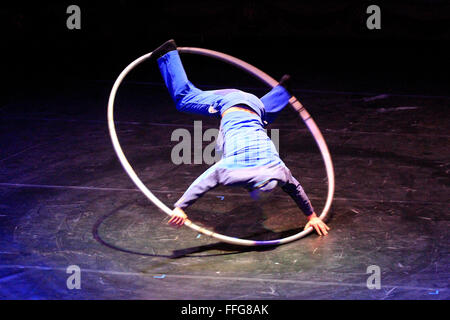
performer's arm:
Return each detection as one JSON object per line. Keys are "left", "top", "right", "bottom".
{"left": 169, "top": 165, "right": 219, "bottom": 227}
{"left": 281, "top": 174, "right": 315, "bottom": 216}
{"left": 281, "top": 174, "right": 330, "bottom": 235}
{"left": 174, "top": 165, "right": 219, "bottom": 209}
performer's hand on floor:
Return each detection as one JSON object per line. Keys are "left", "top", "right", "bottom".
{"left": 169, "top": 207, "right": 188, "bottom": 227}
{"left": 304, "top": 212, "right": 330, "bottom": 236}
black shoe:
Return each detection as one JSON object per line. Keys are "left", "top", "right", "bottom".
{"left": 152, "top": 39, "right": 177, "bottom": 59}
{"left": 279, "top": 74, "right": 292, "bottom": 94}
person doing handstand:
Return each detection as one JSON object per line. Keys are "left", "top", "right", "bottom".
{"left": 153, "top": 40, "right": 329, "bottom": 236}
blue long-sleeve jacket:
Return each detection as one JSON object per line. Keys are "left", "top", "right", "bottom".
{"left": 174, "top": 109, "right": 314, "bottom": 216}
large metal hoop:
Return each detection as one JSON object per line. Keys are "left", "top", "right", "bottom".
{"left": 107, "top": 47, "right": 335, "bottom": 246}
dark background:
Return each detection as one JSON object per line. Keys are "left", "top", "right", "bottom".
{"left": 0, "top": 1, "right": 449, "bottom": 300}
{"left": 2, "top": 0, "right": 450, "bottom": 97}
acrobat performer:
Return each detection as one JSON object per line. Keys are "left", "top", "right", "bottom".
{"left": 153, "top": 40, "right": 329, "bottom": 236}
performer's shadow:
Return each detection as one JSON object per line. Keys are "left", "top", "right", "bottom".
{"left": 93, "top": 202, "right": 305, "bottom": 259}
{"left": 189, "top": 202, "right": 302, "bottom": 239}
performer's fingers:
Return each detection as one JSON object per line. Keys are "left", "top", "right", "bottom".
{"left": 320, "top": 224, "right": 328, "bottom": 235}
{"left": 175, "top": 217, "right": 183, "bottom": 225}
{"left": 176, "top": 216, "right": 187, "bottom": 227}
{"left": 178, "top": 218, "right": 186, "bottom": 227}
{"left": 169, "top": 215, "right": 180, "bottom": 225}
{"left": 314, "top": 224, "right": 322, "bottom": 236}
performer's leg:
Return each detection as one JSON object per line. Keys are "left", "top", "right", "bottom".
{"left": 260, "top": 84, "right": 291, "bottom": 124}
{"left": 156, "top": 40, "right": 273, "bottom": 119}
{"left": 158, "top": 50, "right": 223, "bottom": 117}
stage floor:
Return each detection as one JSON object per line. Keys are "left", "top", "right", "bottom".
{"left": 0, "top": 80, "right": 448, "bottom": 299}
